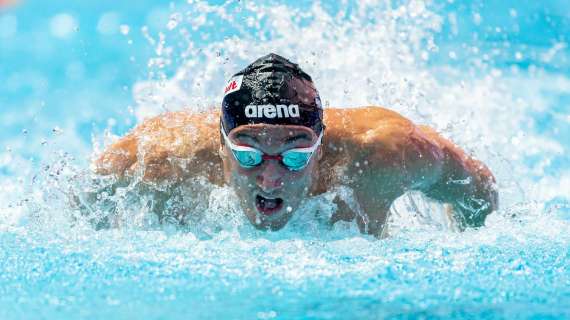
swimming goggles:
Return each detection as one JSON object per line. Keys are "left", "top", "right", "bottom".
{"left": 221, "top": 127, "right": 323, "bottom": 171}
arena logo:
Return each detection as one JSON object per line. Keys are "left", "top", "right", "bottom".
{"left": 224, "top": 75, "right": 243, "bottom": 96}
{"left": 244, "top": 104, "right": 300, "bottom": 118}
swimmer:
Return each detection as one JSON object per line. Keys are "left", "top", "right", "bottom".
{"left": 95, "top": 53, "right": 498, "bottom": 236}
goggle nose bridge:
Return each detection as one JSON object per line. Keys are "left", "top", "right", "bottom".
{"left": 262, "top": 154, "right": 283, "bottom": 161}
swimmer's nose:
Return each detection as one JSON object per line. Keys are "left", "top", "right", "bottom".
{"left": 256, "top": 160, "right": 284, "bottom": 193}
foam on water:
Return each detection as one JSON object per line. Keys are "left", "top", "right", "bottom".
{"left": 0, "top": 0, "right": 569, "bottom": 318}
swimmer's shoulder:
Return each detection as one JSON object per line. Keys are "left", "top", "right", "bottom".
{"left": 323, "top": 106, "right": 415, "bottom": 149}
{"left": 95, "top": 108, "right": 221, "bottom": 181}
{"left": 324, "top": 106, "right": 409, "bottom": 126}
{"left": 136, "top": 109, "right": 220, "bottom": 133}
{"left": 121, "top": 109, "right": 220, "bottom": 161}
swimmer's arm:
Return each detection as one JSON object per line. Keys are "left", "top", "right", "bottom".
{"left": 335, "top": 107, "right": 496, "bottom": 234}
{"left": 81, "top": 110, "right": 222, "bottom": 228}
{"left": 94, "top": 110, "right": 223, "bottom": 184}
{"left": 413, "top": 125, "right": 498, "bottom": 228}
{"left": 340, "top": 115, "right": 433, "bottom": 236}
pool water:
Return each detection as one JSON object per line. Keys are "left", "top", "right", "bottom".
{"left": 1, "top": 0, "right": 569, "bottom": 319}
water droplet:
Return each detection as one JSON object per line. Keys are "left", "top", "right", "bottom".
{"left": 119, "top": 24, "right": 130, "bottom": 35}
{"left": 167, "top": 13, "right": 182, "bottom": 30}
{"left": 52, "top": 126, "right": 63, "bottom": 135}
{"left": 472, "top": 13, "right": 482, "bottom": 25}
{"left": 286, "top": 206, "right": 293, "bottom": 213}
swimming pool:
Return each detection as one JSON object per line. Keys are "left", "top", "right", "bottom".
{"left": 1, "top": 0, "right": 569, "bottom": 319}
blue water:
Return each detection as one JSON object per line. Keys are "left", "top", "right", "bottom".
{"left": 1, "top": 0, "right": 569, "bottom": 319}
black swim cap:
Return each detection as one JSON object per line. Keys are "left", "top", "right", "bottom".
{"left": 221, "top": 53, "right": 324, "bottom": 135}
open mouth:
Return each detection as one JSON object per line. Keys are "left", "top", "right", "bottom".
{"left": 255, "top": 194, "right": 284, "bottom": 216}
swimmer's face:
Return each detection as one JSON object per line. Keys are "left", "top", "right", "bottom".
{"left": 220, "top": 124, "right": 322, "bottom": 231}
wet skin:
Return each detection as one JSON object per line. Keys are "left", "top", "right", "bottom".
{"left": 95, "top": 106, "right": 498, "bottom": 236}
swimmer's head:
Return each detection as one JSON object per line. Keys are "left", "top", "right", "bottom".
{"left": 219, "top": 53, "right": 324, "bottom": 231}
{"left": 221, "top": 53, "right": 324, "bottom": 135}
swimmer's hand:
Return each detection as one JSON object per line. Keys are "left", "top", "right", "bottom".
{"left": 94, "top": 110, "right": 222, "bottom": 184}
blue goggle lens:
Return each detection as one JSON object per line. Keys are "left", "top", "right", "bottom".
{"left": 282, "top": 152, "right": 312, "bottom": 170}
{"left": 232, "top": 150, "right": 262, "bottom": 168}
